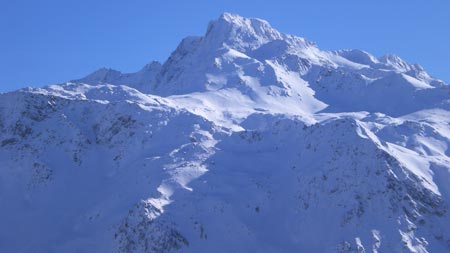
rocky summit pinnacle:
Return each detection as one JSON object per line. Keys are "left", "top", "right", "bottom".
{"left": 1, "top": 13, "right": 450, "bottom": 253}
{"left": 203, "top": 12, "right": 285, "bottom": 51}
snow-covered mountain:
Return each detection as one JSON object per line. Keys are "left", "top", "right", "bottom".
{"left": 1, "top": 13, "right": 450, "bottom": 253}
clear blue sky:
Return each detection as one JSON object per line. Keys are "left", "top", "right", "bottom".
{"left": 1, "top": 0, "right": 449, "bottom": 93}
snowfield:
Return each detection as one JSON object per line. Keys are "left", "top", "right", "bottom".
{"left": 1, "top": 13, "right": 450, "bottom": 253}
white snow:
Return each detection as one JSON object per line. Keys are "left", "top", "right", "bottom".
{"left": 1, "top": 12, "right": 450, "bottom": 253}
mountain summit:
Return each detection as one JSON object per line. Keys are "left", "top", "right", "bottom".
{"left": 1, "top": 13, "right": 450, "bottom": 253}
{"left": 77, "top": 13, "right": 446, "bottom": 111}
{"left": 204, "top": 12, "right": 286, "bottom": 51}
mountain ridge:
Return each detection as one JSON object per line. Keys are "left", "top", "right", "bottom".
{"left": 70, "top": 12, "right": 446, "bottom": 97}
{"left": 1, "top": 13, "right": 450, "bottom": 253}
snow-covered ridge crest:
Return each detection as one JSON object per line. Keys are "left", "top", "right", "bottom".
{"left": 73, "top": 13, "right": 446, "bottom": 104}
{"left": 71, "top": 61, "right": 162, "bottom": 94}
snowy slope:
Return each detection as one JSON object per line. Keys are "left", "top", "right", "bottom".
{"left": 1, "top": 13, "right": 450, "bottom": 253}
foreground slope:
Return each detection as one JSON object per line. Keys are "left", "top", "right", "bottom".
{"left": 1, "top": 13, "right": 450, "bottom": 253}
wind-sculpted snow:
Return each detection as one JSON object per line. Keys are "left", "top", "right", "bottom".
{"left": 1, "top": 13, "right": 450, "bottom": 253}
